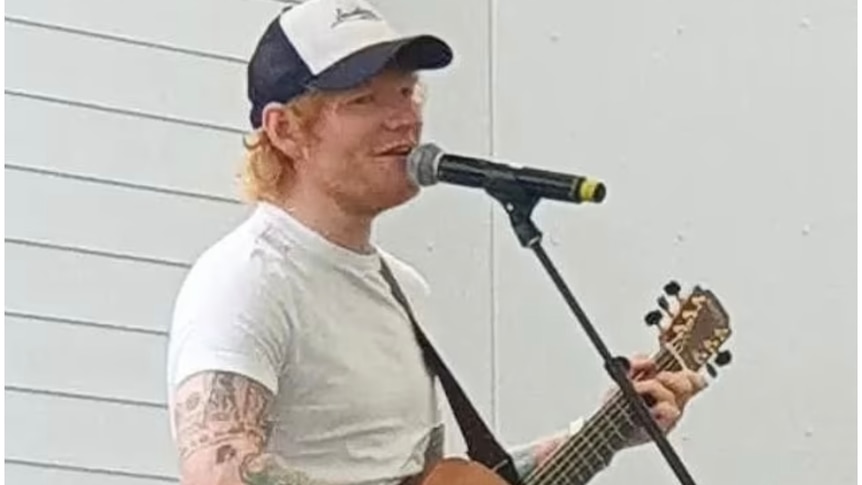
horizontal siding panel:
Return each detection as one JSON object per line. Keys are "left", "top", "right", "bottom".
{"left": 6, "top": 0, "right": 279, "bottom": 61}
{"left": 6, "top": 316, "right": 167, "bottom": 405}
{"left": 6, "top": 462, "right": 176, "bottom": 485}
{"left": 7, "top": 20, "right": 246, "bottom": 130}
{"left": 6, "top": 391, "right": 177, "bottom": 478}
{"left": 6, "top": 94, "right": 244, "bottom": 199}
{"left": 6, "top": 169, "right": 250, "bottom": 263}
{"left": 6, "top": 243, "right": 185, "bottom": 333}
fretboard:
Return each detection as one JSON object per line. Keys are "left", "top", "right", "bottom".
{"left": 523, "top": 350, "right": 679, "bottom": 485}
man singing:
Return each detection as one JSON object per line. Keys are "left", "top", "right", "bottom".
{"left": 166, "top": 1, "right": 705, "bottom": 483}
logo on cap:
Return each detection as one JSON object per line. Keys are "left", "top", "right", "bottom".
{"left": 332, "top": 6, "right": 381, "bottom": 28}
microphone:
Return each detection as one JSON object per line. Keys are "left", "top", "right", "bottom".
{"left": 406, "top": 143, "right": 606, "bottom": 204}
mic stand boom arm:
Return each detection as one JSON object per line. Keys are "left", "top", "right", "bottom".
{"left": 483, "top": 175, "right": 697, "bottom": 485}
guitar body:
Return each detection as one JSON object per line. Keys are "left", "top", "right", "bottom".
{"left": 412, "top": 458, "right": 509, "bottom": 485}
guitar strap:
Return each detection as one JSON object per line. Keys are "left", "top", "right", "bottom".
{"left": 379, "top": 257, "right": 523, "bottom": 485}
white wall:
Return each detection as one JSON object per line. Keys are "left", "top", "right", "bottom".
{"left": 5, "top": 0, "right": 855, "bottom": 484}
{"left": 490, "top": 1, "right": 856, "bottom": 484}
{"left": 6, "top": 1, "right": 267, "bottom": 482}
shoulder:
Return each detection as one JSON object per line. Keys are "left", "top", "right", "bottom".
{"left": 168, "top": 208, "right": 303, "bottom": 354}
{"left": 176, "top": 210, "right": 294, "bottom": 308}
{"left": 378, "top": 249, "right": 431, "bottom": 296}
{"left": 167, "top": 212, "right": 295, "bottom": 397}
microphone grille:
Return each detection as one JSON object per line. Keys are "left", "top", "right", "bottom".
{"left": 406, "top": 143, "right": 443, "bottom": 187}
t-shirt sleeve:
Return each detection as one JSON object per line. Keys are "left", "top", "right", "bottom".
{"left": 167, "top": 248, "right": 290, "bottom": 396}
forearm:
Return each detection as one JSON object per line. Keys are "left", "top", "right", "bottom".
{"left": 182, "top": 447, "right": 326, "bottom": 485}
{"left": 244, "top": 451, "right": 337, "bottom": 485}
{"left": 180, "top": 444, "right": 325, "bottom": 485}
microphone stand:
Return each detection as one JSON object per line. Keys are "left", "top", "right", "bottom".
{"left": 483, "top": 175, "right": 697, "bottom": 485}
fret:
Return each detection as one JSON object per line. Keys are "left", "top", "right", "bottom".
{"left": 527, "top": 421, "right": 614, "bottom": 484}
{"left": 596, "top": 414, "right": 627, "bottom": 449}
{"left": 614, "top": 401, "right": 638, "bottom": 431}
{"left": 605, "top": 411, "right": 627, "bottom": 442}
{"left": 571, "top": 460, "right": 599, "bottom": 485}
{"left": 592, "top": 429, "right": 610, "bottom": 455}
{"left": 585, "top": 430, "right": 614, "bottom": 472}
{"left": 563, "top": 454, "right": 603, "bottom": 485}
{"left": 578, "top": 435, "right": 608, "bottom": 472}
{"left": 572, "top": 468, "right": 588, "bottom": 485}
{"left": 589, "top": 448, "right": 610, "bottom": 473}
{"left": 562, "top": 467, "right": 588, "bottom": 485}
{"left": 527, "top": 397, "right": 644, "bottom": 485}
{"left": 591, "top": 403, "right": 631, "bottom": 452}
{"left": 526, "top": 352, "right": 687, "bottom": 485}
{"left": 520, "top": 291, "right": 732, "bottom": 485}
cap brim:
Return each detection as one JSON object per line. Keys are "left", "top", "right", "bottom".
{"left": 309, "top": 35, "right": 453, "bottom": 91}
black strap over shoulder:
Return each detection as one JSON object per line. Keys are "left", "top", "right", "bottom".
{"left": 379, "top": 257, "right": 522, "bottom": 485}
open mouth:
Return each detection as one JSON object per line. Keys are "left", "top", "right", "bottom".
{"left": 375, "top": 144, "right": 414, "bottom": 158}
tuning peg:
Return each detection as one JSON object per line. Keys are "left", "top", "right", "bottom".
{"left": 715, "top": 350, "right": 732, "bottom": 367}
{"left": 664, "top": 280, "right": 682, "bottom": 302}
{"left": 705, "top": 362, "right": 718, "bottom": 379}
{"left": 644, "top": 310, "right": 663, "bottom": 327}
{"left": 657, "top": 296, "right": 673, "bottom": 317}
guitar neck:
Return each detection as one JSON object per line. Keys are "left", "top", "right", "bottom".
{"left": 523, "top": 398, "right": 637, "bottom": 485}
{"left": 524, "top": 350, "right": 678, "bottom": 485}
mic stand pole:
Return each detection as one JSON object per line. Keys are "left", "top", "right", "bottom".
{"left": 484, "top": 177, "right": 696, "bottom": 485}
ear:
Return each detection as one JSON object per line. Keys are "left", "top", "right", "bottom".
{"left": 261, "top": 102, "right": 304, "bottom": 161}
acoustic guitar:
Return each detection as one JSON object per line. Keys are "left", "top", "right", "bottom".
{"left": 414, "top": 282, "right": 732, "bottom": 485}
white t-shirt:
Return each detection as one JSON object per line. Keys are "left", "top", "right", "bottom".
{"left": 166, "top": 201, "right": 443, "bottom": 484}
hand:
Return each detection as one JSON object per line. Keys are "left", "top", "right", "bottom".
{"left": 606, "top": 354, "right": 708, "bottom": 448}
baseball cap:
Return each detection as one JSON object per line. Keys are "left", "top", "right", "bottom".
{"left": 246, "top": 0, "right": 454, "bottom": 128}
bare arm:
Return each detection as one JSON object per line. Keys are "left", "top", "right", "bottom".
{"left": 173, "top": 371, "right": 323, "bottom": 485}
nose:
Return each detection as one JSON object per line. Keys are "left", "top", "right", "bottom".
{"left": 383, "top": 98, "right": 422, "bottom": 132}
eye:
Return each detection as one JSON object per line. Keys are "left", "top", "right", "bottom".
{"left": 349, "top": 93, "right": 376, "bottom": 105}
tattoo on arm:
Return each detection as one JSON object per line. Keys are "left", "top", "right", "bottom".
{"left": 240, "top": 453, "right": 321, "bottom": 485}
{"left": 176, "top": 371, "right": 325, "bottom": 484}
{"left": 172, "top": 371, "right": 376, "bottom": 484}
{"left": 174, "top": 371, "right": 274, "bottom": 462}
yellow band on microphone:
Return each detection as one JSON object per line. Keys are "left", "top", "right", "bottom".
{"left": 575, "top": 179, "right": 605, "bottom": 202}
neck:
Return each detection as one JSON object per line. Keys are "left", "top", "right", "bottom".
{"left": 273, "top": 187, "right": 376, "bottom": 255}
{"left": 523, "top": 348, "right": 679, "bottom": 485}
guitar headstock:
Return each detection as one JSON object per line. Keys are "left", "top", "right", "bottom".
{"left": 645, "top": 282, "right": 732, "bottom": 376}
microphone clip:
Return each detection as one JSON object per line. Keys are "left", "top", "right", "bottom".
{"left": 484, "top": 173, "right": 543, "bottom": 249}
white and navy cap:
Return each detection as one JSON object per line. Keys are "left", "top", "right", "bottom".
{"left": 247, "top": 0, "right": 454, "bottom": 128}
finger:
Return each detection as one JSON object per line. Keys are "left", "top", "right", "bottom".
{"left": 689, "top": 370, "right": 708, "bottom": 393}
{"left": 655, "top": 372, "right": 694, "bottom": 407}
{"left": 661, "top": 371, "right": 708, "bottom": 407}
{"left": 628, "top": 354, "right": 657, "bottom": 379}
{"left": 633, "top": 379, "right": 677, "bottom": 409}
{"left": 650, "top": 401, "right": 682, "bottom": 433}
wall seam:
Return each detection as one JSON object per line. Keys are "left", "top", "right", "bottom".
{"left": 487, "top": 0, "right": 500, "bottom": 433}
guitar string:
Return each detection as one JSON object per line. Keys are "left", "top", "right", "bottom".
{"left": 528, "top": 347, "right": 686, "bottom": 485}
{"left": 535, "top": 299, "right": 727, "bottom": 484}
{"left": 559, "top": 353, "right": 679, "bottom": 483}
{"left": 539, "top": 350, "right": 679, "bottom": 484}
{"left": 531, "top": 350, "right": 677, "bottom": 485}
{"left": 525, "top": 352, "right": 680, "bottom": 484}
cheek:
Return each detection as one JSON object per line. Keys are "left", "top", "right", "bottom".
{"left": 308, "top": 135, "right": 369, "bottom": 178}
{"left": 324, "top": 116, "right": 379, "bottom": 155}
{"left": 315, "top": 134, "right": 364, "bottom": 161}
